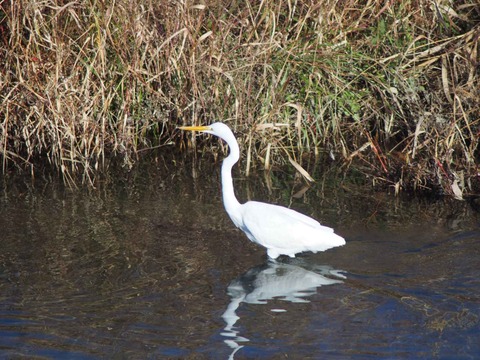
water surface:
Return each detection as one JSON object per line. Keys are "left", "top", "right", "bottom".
{"left": 0, "top": 162, "right": 479, "bottom": 359}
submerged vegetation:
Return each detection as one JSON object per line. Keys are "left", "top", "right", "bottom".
{"left": 1, "top": 0, "right": 479, "bottom": 194}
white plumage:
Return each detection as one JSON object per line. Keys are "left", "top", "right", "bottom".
{"left": 179, "top": 122, "right": 345, "bottom": 259}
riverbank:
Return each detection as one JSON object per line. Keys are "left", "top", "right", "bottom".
{"left": 1, "top": 1, "right": 479, "bottom": 195}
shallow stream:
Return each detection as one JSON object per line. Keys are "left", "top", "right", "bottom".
{"left": 0, "top": 160, "right": 479, "bottom": 359}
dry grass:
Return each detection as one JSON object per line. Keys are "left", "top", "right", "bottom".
{"left": 0, "top": 0, "right": 479, "bottom": 194}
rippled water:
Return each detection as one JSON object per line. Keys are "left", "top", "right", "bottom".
{"left": 0, "top": 161, "right": 479, "bottom": 359}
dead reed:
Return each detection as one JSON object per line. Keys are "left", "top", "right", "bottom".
{"left": 1, "top": 0, "right": 479, "bottom": 195}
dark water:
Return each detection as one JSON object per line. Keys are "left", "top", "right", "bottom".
{"left": 0, "top": 161, "right": 479, "bottom": 359}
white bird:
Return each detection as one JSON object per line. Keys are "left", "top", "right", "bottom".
{"left": 179, "top": 122, "right": 345, "bottom": 259}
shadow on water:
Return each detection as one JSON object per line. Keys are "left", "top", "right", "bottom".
{"left": 0, "top": 158, "right": 479, "bottom": 359}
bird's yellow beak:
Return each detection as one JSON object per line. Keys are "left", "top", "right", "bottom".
{"left": 178, "top": 125, "right": 211, "bottom": 132}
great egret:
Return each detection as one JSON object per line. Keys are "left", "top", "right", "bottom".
{"left": 179, "top": 122, "right": 345, "bottom": 259}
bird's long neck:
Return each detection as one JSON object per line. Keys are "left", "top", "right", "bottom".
{"left": 221, "top": 139, "right": 242, "bottom": 222}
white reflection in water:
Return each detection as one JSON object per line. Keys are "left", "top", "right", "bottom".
{"left": 221, "top": 260, "right": 345, "bottom": 359}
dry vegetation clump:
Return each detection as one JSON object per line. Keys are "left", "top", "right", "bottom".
{"left": 0, "top": 0, "right": 479, "bottom": 195}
